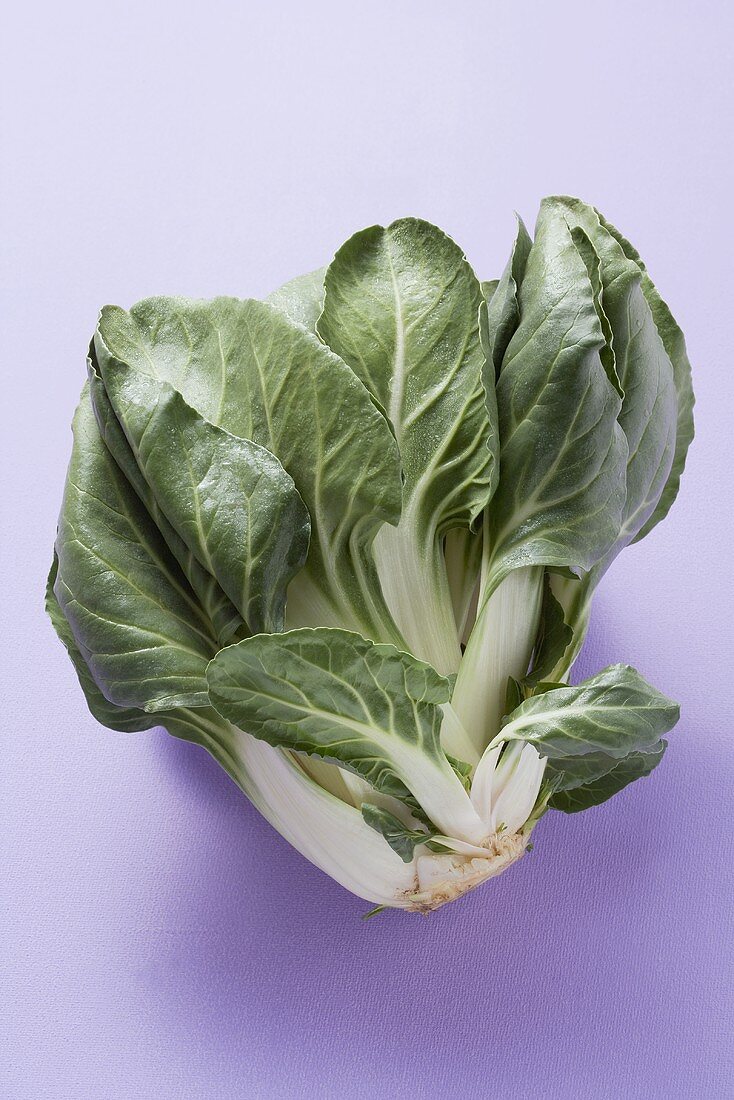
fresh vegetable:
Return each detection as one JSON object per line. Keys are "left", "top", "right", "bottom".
{"left": 47, "top": 197, "right": 693, "bottom": 913}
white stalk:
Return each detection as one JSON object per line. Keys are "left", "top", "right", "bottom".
{"left": 372, "top": 515, "right": 462, "bottom": 677}
{"left": 226, "top": 725, "right": 418, "bottom": 907}
{"left": 285, "top": 563, "right": 405, "bottom": 649}
{"left": 488, "top": 745, "right": 546, "bottom": 834}
{"left": 469, "top": 744, "right": 502, "bottom": 822}
{"left": 444, "top": 528, "right": 482, "bottom": 640}
{"left": 297, "top": 755, "right": 426, "bottom": 828}
{"left": 439, "top": 703, "right": 481, "bottom": 768}
{"left": 294, "top": 753, "right": 358, "bottom": 804}
{"left": 471, "top": 740, "right": 546, "bottom": 835}
{"left": 387, "top": 739, "right": 488, "bottom": 845}
{"left": 460, "top": 578, "right": 481, "bottom": 646}
{"left": 285, "top": 571, "right": 355, "bottom": 631}
{"left": 266, "top": 694, "right": 488, "bottom": 845}
{"left": 451, "top": 565, "right": 544, "bottom": 756}
{"left": 431, "top": 835, "right": 495, "bottom": 858}
{"left": 295, "top": 752, "right": 366, "bottom": 807}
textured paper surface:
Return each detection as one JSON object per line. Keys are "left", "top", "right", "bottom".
{"left": 2, "top": 2, "right": 732, "bottom": 1097}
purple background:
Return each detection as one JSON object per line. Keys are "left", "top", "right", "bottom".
{"left": 3, "top": 2, "right": 733, "bottom": 1097}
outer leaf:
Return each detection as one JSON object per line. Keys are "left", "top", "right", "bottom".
{"left": 266, "top": 267, "right": 325, "bottom": 333}
{"left": 484, "top": 202, "right": 627, "bottom": 593}
{"left": 495, "top": 664, "right": 679, "bottom": 759}
{"left": 53, "top": 388, "right": 217, "bottom": 711}
{"left": 206, "top": 627, "right": 487, "bottom": 844}
{"left": 542, "top": 744, "right": 649, "bottom": 794}
{"left": 529, "top": 199, "right": 684, "bottom": 682}
{"left": 598, "top": 212, "right": 695, "bottom": 541}
{"left": 554, "top": 198, "right": 678, "bottom": 567}
{"left": 549, "top": 742, "right": 667, "bottom": 813}
{"left": 317, "top": 219, "right": 495, "bottom": 673}
{"left": 456, "top": 206, "right": 628, "bottom": 749}
{"left": 93, "top": 350, "right": 310, "bottom": 634}
{"left": 46, "top": 555, "right": 157, "bottom": 733}
{"left": 47, "top": 557, "right": 253, "bottom": 755}
{"left": 95, "top": 298, "right": 403, "bottom": 644}
{"left": 88, "top": 352, "right": 244, "bottom": 644}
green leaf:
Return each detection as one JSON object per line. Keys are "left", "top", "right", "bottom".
{"left": 503, "top": 675, "right": 524, "bottom": 716}
{"left": 445, "top": 752, "right": 474, "bottom": 793}
{"left": 549, "top": 741, "right": 667, "bottom": 813}
{"left": 361, "top": 904, "right": 388, "bottom": 920}
{"left": 95, "top": 297, "right": 403, "bottom": 644}
{"left": 551, "top": 198, "right": 678, "bottom": 568}
{"left": 569, "top": 225, "right": 621, "bottom": 396}
{"left": 53, "top": 387, "right": 217, "bottom": 711}
{"left": 546, "top": 565, "right": 580, "bottom": 580}
{"left": 317, "top": 219, "right": 496, "bottom": 673}
{"left": 542, "top": 741, "right": 655, "bottom": 796}
{"left": 46, "top": 555, "right": 158, "bottom": 733}
{"left": 48, "top": 555, "right": 249, "bottom": 769}
{"left": 524, "top": 573, "right": 573, "bottom": 686}
{"left": 88, "top": 350, "right": 244, "bottom": 644}
{"left": 481, "top": 215, "right": 532, "bottom": 380}
{"left": 538, "top": 572, "right": 593, "bottom": 684}
{"left": 528, "top": 679, "right": 568, "bottom": 695}
{"left": 455, "top": 205, "right": 627, "bottom": 751}
{"left": 521, "top": 198, "right": 686, "bottom": 683}
{"left": 481, "top": 279, "right": 499, "bottom": 305}
{"left": 484, "top": 200, "right": 628, "bottom": 594}
{"left": 542, "top": 738, "right": 665, "bottom": 800}
{"left": 496, "top": 664, "right": 679, "bottom": 760}
{"left": 93, "top": 348, "right": 310, "bottom": 634}
{"left": 544, "top": 750, "right": 623, "bottom": 791}
{"left": 206, "top": 627, "right": 487, "bottom": 844}
{"left": 361, "top": 803, "right": 435, "bottom": 862}
{"left": 266, "top": 267, "right": 325, "bottom": 333}
{"left": 319, "top": 218, "right": 494, "bottom": 533}
{"left": 597, "top": 212, "right": 695, "bottom": 542}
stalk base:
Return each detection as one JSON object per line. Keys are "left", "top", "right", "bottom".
{"left": 404, "top": 832, "right": 527, "bottom": 912}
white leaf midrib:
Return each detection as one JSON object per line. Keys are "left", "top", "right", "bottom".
{"left": 386, "top": 246, "right": 407, "bottom": 446}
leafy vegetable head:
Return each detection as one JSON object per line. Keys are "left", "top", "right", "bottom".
{"left": 47, "top": 198, "right": 693, "bottom": 913}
